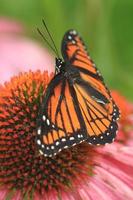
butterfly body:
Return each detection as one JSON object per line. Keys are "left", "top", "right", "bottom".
{"left": 36, "top": 29, "right": 120, "bottom": 157}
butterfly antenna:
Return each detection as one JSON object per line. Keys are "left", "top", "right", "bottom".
{"left": 37, "top": 28, "right": 58, "bottom": 57}
{"left": 42, "top": 19, "right": 60, "bottom": 58}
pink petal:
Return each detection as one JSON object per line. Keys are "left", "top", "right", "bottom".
{"left": 90, "top": 176, "right": 125, "bottom": 200}
{"left": 0, "top": 188, "right": 9, "bottom": 200}
{"left": 102, "top": 144, "right": 133, "bottom": 167}
{"left": 89, "top": 179, "right": 121, "bottom": 200}
{"left": 78, "top": 188, "right": 92, "bottom": 200}
{"left": 96, "top": 166, "right": 133, "bottom": 199}
{"left": 0, "top": 17, "right": 23, "bottom": 34}
{"left": 97, "top": 157, "right": 133, "bottom": 188}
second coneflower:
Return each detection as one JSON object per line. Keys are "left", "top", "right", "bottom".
{"left": 0, "top": 71, "right": 132, "bottom": 200}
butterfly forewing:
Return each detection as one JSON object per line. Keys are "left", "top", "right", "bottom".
{"left": 61, "top": 29, "right": 120, "bottom": 144}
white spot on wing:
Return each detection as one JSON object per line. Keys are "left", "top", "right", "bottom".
{"left": 64, "top": 146, "right": 68, "bottom": 149}
{"left": 37, "top": 128, "right": 41, "bottom": 135}
{"left": 52, "top": 124, "right": 55, "bottom": 128}
{"left": 56, "top": 141, "right": 60, "bottom": 146}
{"left": 72, "top": 30, "right": 77, "bottom": 35}
{"left": 39, "top": 150, "right": 43, "bottom": 155}
{"left": 37, "top": 139, "right": 41, "bottom": 145}
{"left": 61, "top": 138, "right": 66, "bottom": 142}
{"left": 68, "top": 35, "right": 72, "bottom": 40}
{"left": 70, "top": 137, "right": 74, "bottom": 140}
{"left": 42, "top": 115, "right": 46, "bottom": 121}
{"left": 72, "top": 143, "right": 76, "bottom": 146}
{"left": 93, "top": 97, "right": 105, "bottom": 105}
{"left": 46, "top": 119, "right": 50, "bottom": 126}
{"left": 72, "top": 40, "right": 76, "bottom": 44}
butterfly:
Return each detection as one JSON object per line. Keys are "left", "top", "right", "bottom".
{"left": 36, "top": 29, "right": 120, "bottom": 157}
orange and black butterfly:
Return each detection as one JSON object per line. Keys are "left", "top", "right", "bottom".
{"left": 36, "top": 28, "right": 120, "bottom": 157}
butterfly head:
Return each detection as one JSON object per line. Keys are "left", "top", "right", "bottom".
{"left": 55, "top": 58, "right": 63, "bottom": 74}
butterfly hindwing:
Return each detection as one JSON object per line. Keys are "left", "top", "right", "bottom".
{"left": 36, "top": 74, "right": 87, "bottom": 157}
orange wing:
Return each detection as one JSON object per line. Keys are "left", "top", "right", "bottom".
{"left": 36, "top": 74, "right": 87, "bottom": 157}
{"left": 61, "top": 29, "right": 120, "bottom": 145}
{"left": 36, "top": 30, "right": 120, "bottom": 157}
{"left": 62, "top": 30, "right": 101, "bottom": 77}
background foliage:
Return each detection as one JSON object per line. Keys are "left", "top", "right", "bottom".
{"left": 0, "top": 0, "right": 133, "bottom": 100}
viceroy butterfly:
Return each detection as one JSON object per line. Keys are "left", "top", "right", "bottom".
{"left": 36, "top": 26, "right": 120, "bottom": 157}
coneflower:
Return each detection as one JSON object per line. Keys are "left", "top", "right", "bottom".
{"left": 0, "top": 71, "right": 132, "bottom": 200}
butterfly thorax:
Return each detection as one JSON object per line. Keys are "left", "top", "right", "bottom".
{"left": 55, "top": 57, "right": 80, "bottom": 83}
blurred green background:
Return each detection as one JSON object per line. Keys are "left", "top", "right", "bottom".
{"left": 0, "top": 0, "right": 133, "bottom": 100}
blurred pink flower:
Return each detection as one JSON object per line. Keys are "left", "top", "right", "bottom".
{"left": 0, "top": 19, "right": 133, "bottom": 200}
{"left": 0, "top": 17, "right": 23, "bottom": 33}
{"left": 0, "top": 18, "right": 54, "bottom": 84}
